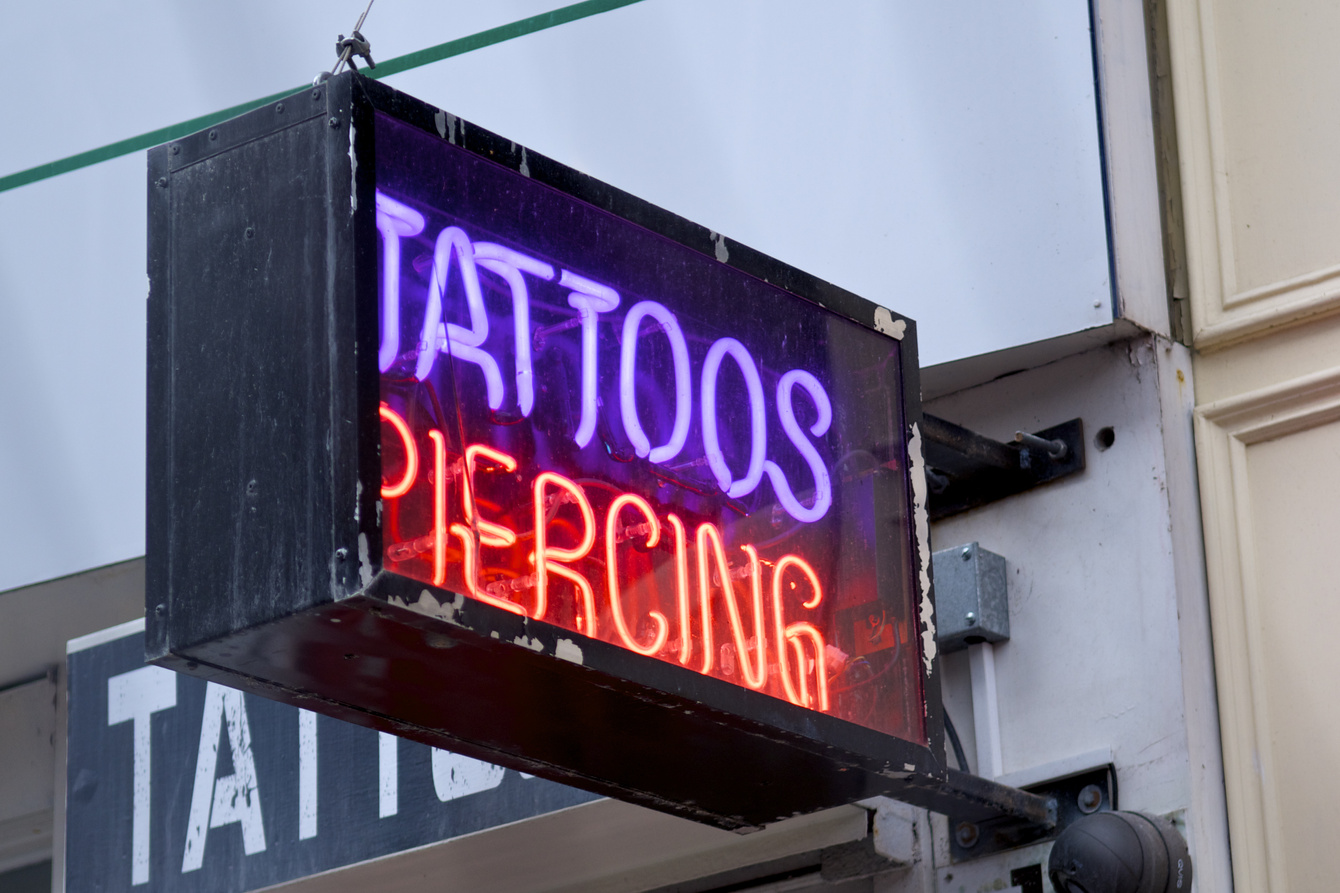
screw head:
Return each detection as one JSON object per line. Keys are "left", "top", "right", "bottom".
{"left": 275, "top": 102, "right": 285, "bottom": 114}
{"left": 335, "top": 548, "right": 348, "bottom": 561}
{"left": 965, "top": 612, "right": 977, "bottom": 626}
{"left": 156, "top": 177, "right": 168, "bottom": 188}
{"left": 329, "top": 116, "right": 340, "bottom": 128}
{"left": 1077, "top": 784, "right": 1103, "bottom": 814}
{"left": 244, "top": 226, "right": 255, "bottom": 240}
{"left": 170, "top": 144, "right": 180, "bottom": 155}
{"left": 311, "top": 88, "right": 322, "bottom": 100}
{"left": 954, "top": 821, "right": 980, "bottom": 848}
{"left": 208, "top": 129, "right": 218, "bottom": 141}
{"left": 961, "top": 547, "right": 972, "bottom": 561}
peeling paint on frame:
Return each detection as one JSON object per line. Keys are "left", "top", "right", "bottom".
{"left": 874, "top": 307, "right": 906, "bottom": 340}
{"left": 907, "top": 423, "right": 936, "bottom": 674}
{"left": 348, "top": 123, "right": 358, "bottom": 213}
{"left": 555, "top": 638, "right": 584, "bottom": 665}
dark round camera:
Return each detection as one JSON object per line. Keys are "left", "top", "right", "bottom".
{"left": 1048, "top": 811, "right": 1191, "bottom": 893}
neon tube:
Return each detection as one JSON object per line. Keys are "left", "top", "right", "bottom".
{"left": 415, "top": 226, "right": 504, "bottom": 409}
{"left": 428, "top": 430, "right": 449, "bottom": 587}
{"left": 770, "top": 555, "right": 827, "bottom": 710}
{"left": 531, "top": 472, "right": 597, "bottom": 631}
{"left": 701, "top": 337, "right": 767, "bottom": 498}
{"left": 475, "top": 243, "right": 554, "bottom": 418}
{"left": 462, "top": 444, "right": 518, "bottom": 548}
{"left": 789, "top": 638, "right": 811, "bottom": 707}
{"left": 449, "top": 522, "right": 527, "bottom": 616}
{"left": 449, "top": 444, "right": 526, "bottom": 616}
{"left": 559, "top": 270, "right": 620, "bottom": 448}
{"left": 785, "top": 622, "right": 829, "bottom": 711}
{"left": 695, "top": 524, "right": 768, "bottom": 689}
{"left": 379, "top": 403, "right": 419, "bottom": 499}
{"left": 605, "top": 494, "right": 668, "bottom": 656}
{"left": 374, "top": 192, "right": 425, "bottom": 373}
{"left": 619, "top": 301, "right": 691, "bottom": 464}
{"left": 771, "top": 555, "right": 803, "bottom": 706}
{"left": 695, "top": 524, "right": 724, "bottom": 674}
{"left": 736, "top": 545, "right": 769, "bottom": 689}
{"left": 763, "top": 369, "right": 834, "bottom": 523}
{"left": 546, "top": 563, "right": 596, "bottom": 636}
{"left": 667, "top": 514, "right": 693, "bottom": 665}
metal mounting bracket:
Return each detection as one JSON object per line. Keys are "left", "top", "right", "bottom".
{"left": 922, "top": 416, "right": 1086, "bottom": 521}
{"left": 949, "top": 764, "right": 1116, "bottom": 862}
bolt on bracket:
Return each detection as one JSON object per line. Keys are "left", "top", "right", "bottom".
{"left": 921, "top": 415, "right": 1086, "bottom": 521}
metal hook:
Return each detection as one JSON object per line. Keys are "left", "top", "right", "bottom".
{"left": 314, "top": 0, "right": 377, "bottom": 85}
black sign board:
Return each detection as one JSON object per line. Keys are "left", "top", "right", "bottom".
{"left": 146, "top": 72, "right": 1048, "bottom": 832}
{"left": 69, "top": 622, "right": 597, "bottom": 891}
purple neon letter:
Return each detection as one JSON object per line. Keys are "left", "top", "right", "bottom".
{"left": 415, "top": 227, "right": 505, "bottom": 409}
{"left": 763, "top": 369, "right": 833, "bottom": 523}
{"left": 374, "top": 192, "right": 425, "bottom": 373}
{"left": 619, "top": 301, "right": 692, "bottom": 464}
{"left": 474, "top": 243, "right": 555, "bottom": 417}
{"left": 560, "top": 270, "right": 620, "bottom": 448}
{"left": 701, "top": 337, "right": 767, "bottom": 499}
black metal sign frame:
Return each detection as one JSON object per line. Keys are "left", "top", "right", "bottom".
{"left": 146, "top": 73, "right": 1047, "bottom": 832}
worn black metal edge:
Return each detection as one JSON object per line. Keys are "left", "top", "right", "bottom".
{"left": 347, "top": 73, "right": 914, "bottom": 343}
{"left": 365, "top": 569, "right": 941, "bottom": 777}
{"left": 145, "top": 144, "right": 172, "bottom": 662}
{"left": 149, "top": 602, "right": 911, "bottom": 831}
{"left": 165, "top": 87, "right": 331, "bottom": 173}
{"left": 336, "top": 72, "right": 384, "bottom": 601}
{"left": 146, "top": 80, "right": 366, "bottom": 657}
{"left": 151, "top": 586, "right": 1047, "bottom": 830}
{"left": 145, "top": 76, "right": 917, "bottom": 349}
{"left": 899, "top": 319, "right": 944, "bottom": 774}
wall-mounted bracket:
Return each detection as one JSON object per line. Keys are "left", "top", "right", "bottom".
{"left": 922, "top": 416, "right": 1086, "bottom": 521}
{"left": 949, "top": 764, "right": 1116, "bottom": 862}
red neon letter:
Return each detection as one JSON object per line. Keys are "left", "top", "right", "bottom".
{"left": 379, "top": 403, "right": 419, "bottom": 498}
{"left": 532, "top": 472, "right": 596, "bottom": 633}
{"left": 694, "top": 525, "right": 768, "bottom": 689}
{"left": 605, "top": 494, "right": 668, "bottom": 656}
{"left": 462, "top": 444, "right": 518, "bottom": 547}
{"left": 427, "top": 430, "right": 450, "bottom": 587}
{"left": 449, "top": 443, "right": 526, "bottom": 616}
{"left": 770, "top": 555, "right": 829, "bottom": 711}
{"left": 666, "top": 514, "right": 693, "bottom": 666}
{"left": 449, "top": 523, "right": 527, "bottom": 615}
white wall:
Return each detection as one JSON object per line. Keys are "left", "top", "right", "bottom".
{"left": 927, "top": 337, "right": 1228, "bottom": 890}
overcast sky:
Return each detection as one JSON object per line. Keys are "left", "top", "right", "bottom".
{"left": 0, "top": 0, "right": 1110, "bottom": 592}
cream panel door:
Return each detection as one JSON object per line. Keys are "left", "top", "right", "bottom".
{"left": 1168, "top": 0, "right": 1340, "bottom": 348}
{"left": 1196, "top": 370, "right": 1340, "bottom": 892}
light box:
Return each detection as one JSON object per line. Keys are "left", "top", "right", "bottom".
{"left": 146, "top": 73, "right": 977, "bottom": 832}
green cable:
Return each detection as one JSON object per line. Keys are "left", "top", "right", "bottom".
{"left": 0, "top": 0, "right": 648, "bottom": 195}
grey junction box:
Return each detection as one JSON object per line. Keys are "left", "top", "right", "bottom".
{"left": 932, "top": 543, "right": 1010, "bottom": 652}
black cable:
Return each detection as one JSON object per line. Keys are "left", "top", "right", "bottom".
{"left": 943, "top": 709, "right": 971, "bottom": 774}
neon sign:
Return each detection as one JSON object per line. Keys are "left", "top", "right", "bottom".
{"left": 148, "top": 74, "right": 957, "bottom": 832}
{"left": 374, "top": 112, "right": 924, "bottom": 743}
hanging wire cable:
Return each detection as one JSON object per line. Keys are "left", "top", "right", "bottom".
{"left": 943, "top": 709, "right": 971, "bottom": 774}
{"left": 329, "top": 0, "right": 378, "bottom": 78}
{"left": 0, "top": 0, "right": 649, "bottom": 195}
